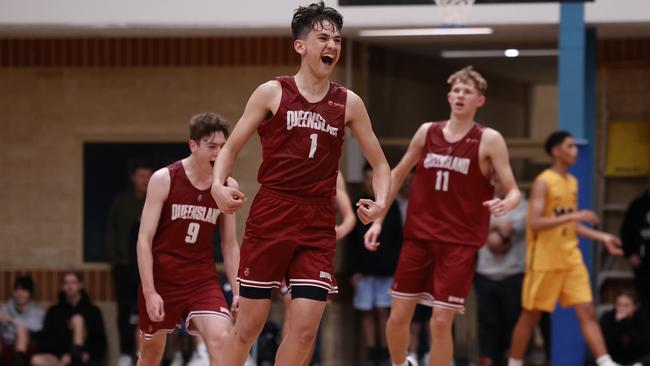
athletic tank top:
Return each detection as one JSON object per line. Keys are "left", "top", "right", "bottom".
{"left": 152, "top": 161, "right": 219, "bottom": 286}
{"left": 257, "top": 76, "right": 347, "bottom": 198}
{"left": 403, "top": 121, "right": 494, "bottom": 246}
{"left": 526, "top": 169, "right": 583, "bottom": 271}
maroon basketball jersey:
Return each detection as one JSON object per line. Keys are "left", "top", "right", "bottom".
{"left": 152, "top": 161, "right": 219, "bottom": 287}
{"left": 257, "top": 76, "right": 347, "bottom": 197}
{"left": 403, "top": 122, "right": 494, "bottom": 246}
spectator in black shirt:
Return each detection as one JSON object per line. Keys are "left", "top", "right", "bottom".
{"left": 600, "top": 291, "right": 650, "bottom": 366}
{"left": 621, "top": 176, "right": 650, "bottom": 317}
{"left": 31, "top": 272, "right": 107, "bottom": 366}
{"left": 348, "top": 162, "right": 403, "bottom": 366}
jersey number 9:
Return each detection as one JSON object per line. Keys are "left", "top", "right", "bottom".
{"left": 185, "top": 222, "right": 200, "bottom": 244}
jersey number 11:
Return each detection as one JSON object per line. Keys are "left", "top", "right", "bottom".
{"left": 435, "top": 171, "right": 449, "bottom": 192}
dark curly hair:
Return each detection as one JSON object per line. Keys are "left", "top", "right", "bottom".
{"left": 544, "top": 130, "right": 572, "bottom": 156}
{"left": 189, "top": 112, "right": 229, "bottom": 142}
{"left": 291, "top": 1, "right": 343, "bottom": 40}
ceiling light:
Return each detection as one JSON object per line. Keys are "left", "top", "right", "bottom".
{"left": 358, "top": 27, "right": 493, "bottom": 37}
{"left": 440, "top": 49, "right": 557, "bottom": 58}
{"left": 505, "top": 49, "right": 520, "bottom": 57}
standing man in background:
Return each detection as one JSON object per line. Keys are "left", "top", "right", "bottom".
{"left": 106, "top": 162, "right": 153, "bottom": 366}
{"left": 620, "top": 175, "right": 650, "bottom": 317}
{"left": 475, "top": 187, "right": 528, "bottom": 366}
{"left": 349, "top": 162, "right": 403, "bottom": 366}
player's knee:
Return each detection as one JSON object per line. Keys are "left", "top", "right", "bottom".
{"left": 575, "top": 303, "right": 596, "bottom": 321}
{"left": 138, "top": 355, "right": 159, "bottom": 366}
{"left": 290, "top": 325, "right": 317, "bottom": 346}
{"left": 233, "top": 323, "right": 263, "bottom": 345}
{"left": 519, "top": 309, "right": 540, "bottom": 326}
{"left": 205, "top": 329, "right": 229, "bottom": 352}
{"left": 429, "top": 312, "right": 453, "bottom": 333}
{"left": 388, "top": 309, "right": 411, "bottom": 327}
{"left": 138, "top": 343, "right": 163, "bottom": 366}
{"left": 204, "top": 329, "right": 230, "bottom": 366}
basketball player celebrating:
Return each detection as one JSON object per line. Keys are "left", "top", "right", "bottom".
{"left": 507, "top": 131, "right": 623, "bottom": 366}
{"left": 365, "top": 66, "right": 521, "bottom": 366}
{"left": 136, "top": 113, "right": 239, "bottom": 366}
{"left": 210, "top": 2, "right": 390, "bottom": 365}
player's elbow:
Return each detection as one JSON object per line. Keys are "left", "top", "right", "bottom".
{"left": 136, "top": 236, "right": 153, "bottom": 254}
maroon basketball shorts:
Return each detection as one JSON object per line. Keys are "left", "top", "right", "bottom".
{"left": 391, "top": 239, "right": 479, "bottom": 312}
{"left": 238, "top": 187, "right": 337, "bottom": 301}
{"left": 138, "top": 278, "right": 230, "bottom": 339}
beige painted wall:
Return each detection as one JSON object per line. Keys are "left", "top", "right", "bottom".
{"left": 529, "top": 84, "right": 558, "bottom": 143}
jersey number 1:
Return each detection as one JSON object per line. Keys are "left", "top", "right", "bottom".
{"left": 185, "top": 222, "right": 200, "bottom": 244}
{"left": 308, "top": 133, "right": 318, "bottom": 159}
{"left": 435, "top": 171, "right": 449, "bottom": 192}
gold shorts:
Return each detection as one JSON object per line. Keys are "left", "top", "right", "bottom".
{"left": 521, "top": 264, "right": 593, "bottom": 312}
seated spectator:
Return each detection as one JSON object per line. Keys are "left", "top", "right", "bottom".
{"left": 600, "top": 291, "right": 650, "bottom": 366}
{"left": 1, "top": 276, "right": 45, "bottom": 366}
{"left": 31, "top": 272, "right": 107, "bottom": 366}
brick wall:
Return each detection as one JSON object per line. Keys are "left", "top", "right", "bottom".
{"left": 0, "top": 37, "right": 349, "bottom": 269}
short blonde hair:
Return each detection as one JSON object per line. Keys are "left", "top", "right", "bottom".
{"left": 447, "top": 66, "right": 487, "bottom": 95}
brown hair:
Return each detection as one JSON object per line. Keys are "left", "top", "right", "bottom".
{"left": 62, "top": 271, "right": 83, "bottom": 283}
{"left": 189, "top": 112, "right": 230, "bottom": 142}
{"left": 291, "top": 1, "right": 343, "bottom": 40}
{"left": 617, "top": 289, "right": 639, "bottom": 304}
{"left": 447, "top": 66, "right": 487, "bottom": 95}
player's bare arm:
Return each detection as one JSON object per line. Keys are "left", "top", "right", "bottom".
{"left": 136, "top": 168, "right": 171, "bottom": 322}
{"left": 219, "top": 176, "right": 242, "bottom": 312}
{"left": 528, "top": 178, "right": 597, "bottom": 232}
{"left": 335, "top": 172, "right": 356, "bottom": 240}
{"left": 576, "top": 224, "right": 624, "bottom": 256}
{"left": 211, "top": 80, "right": 282, "bottom": 214}
{"left": 364, "top": 122, "right": 429, "bottom": 250}
{"left": 480, "top": 128, "right": 521, "bottom": 216}
{"left": 346, "top": 90, "right": 391, "bottom": 225}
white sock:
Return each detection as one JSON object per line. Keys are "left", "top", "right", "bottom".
{"left": 596, "top": 354, "right": 619, "bottom": 366}
{"left": 507, "top": 358, "right": 524, "bottom": 366}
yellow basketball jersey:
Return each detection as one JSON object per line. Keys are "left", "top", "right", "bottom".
{"left": 526, "top": 169, "right": 583, "bottom": 271}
